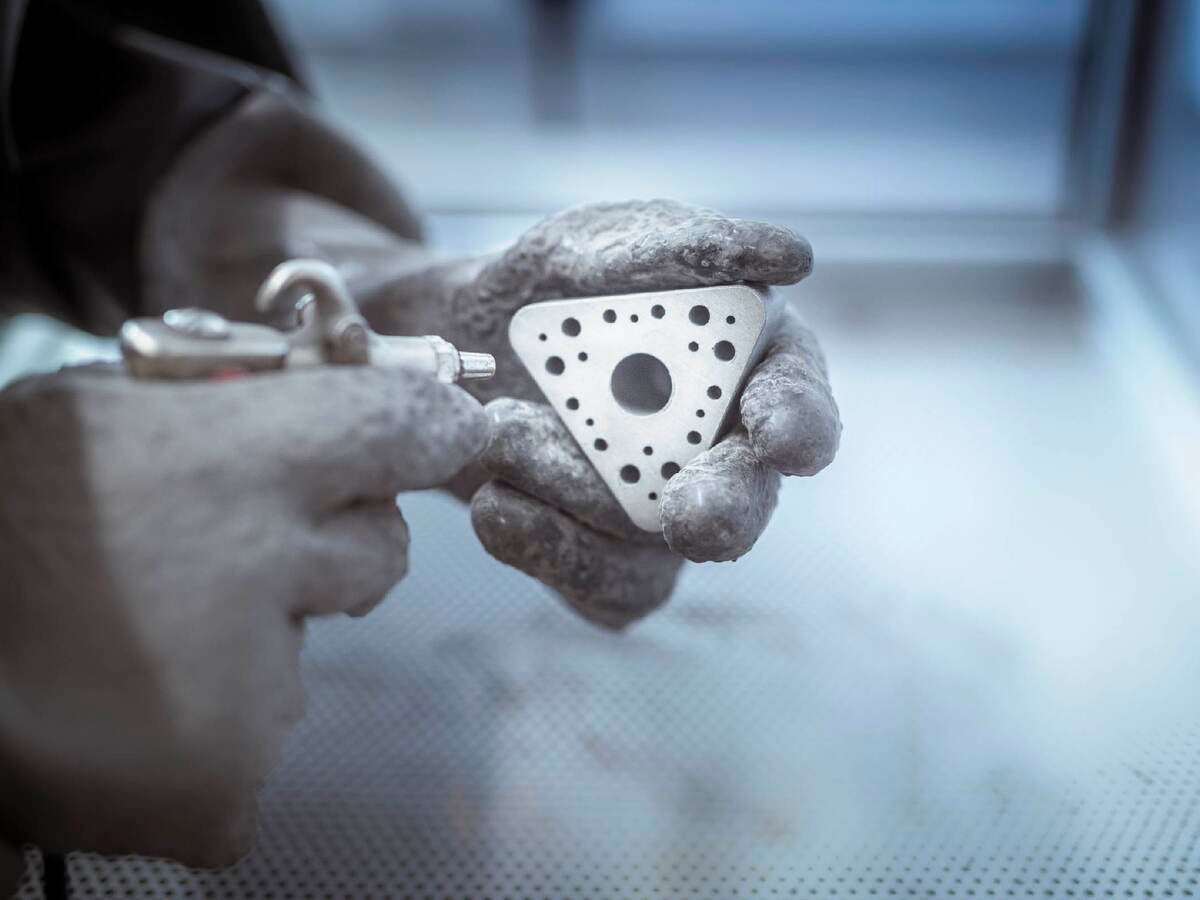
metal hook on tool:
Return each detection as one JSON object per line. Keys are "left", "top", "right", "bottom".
{"left": 255, "top": 259, "right": 372, "bottom": 366}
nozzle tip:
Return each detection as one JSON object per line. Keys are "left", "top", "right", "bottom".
{"left": 458, "top": 352, "right": 497, "bottom": 380}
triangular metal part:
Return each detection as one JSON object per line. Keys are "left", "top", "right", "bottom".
{"left": 510, "top": 284, "right": 783, "bottom": 532}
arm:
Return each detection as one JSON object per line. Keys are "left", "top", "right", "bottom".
{"left": 2, "top": 0, "right": 422, "bottom": 332}
{"left": 138, "top": 89, "right": 427, "bottom": 324}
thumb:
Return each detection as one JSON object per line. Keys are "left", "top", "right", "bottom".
{"left": 216, "top": 366, "right": 488, "bottom": 508}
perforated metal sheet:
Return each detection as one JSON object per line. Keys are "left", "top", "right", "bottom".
{"left": 14, "top": 271, "right": 1200, "bottom": 899}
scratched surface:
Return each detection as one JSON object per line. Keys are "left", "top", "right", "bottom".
{"left": 20, "top": 259, "right": 1200, "bottom": 899}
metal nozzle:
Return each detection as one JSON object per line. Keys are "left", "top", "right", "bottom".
{"left": 457, "top": 351, "right": 497, "bottom": 380}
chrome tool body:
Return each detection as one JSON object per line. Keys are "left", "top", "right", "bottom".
{"left": 121, "top": 260, "right": 495, "bottom": 384}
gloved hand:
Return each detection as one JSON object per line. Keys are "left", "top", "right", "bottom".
{"left": 136, "top": 92, "right": 839, "bottom": 629}
{"left": 364, "top": 199, "right": 841, "bottom": 629}
{"left": 0, "top": 365, "right": 485, "bottom": 866}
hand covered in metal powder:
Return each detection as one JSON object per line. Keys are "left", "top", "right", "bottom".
{"left": 0, "top": 365, "right": 485, "bottom": 865}
{"left": 363, "top": 199, "right": 841, "bottom": 629}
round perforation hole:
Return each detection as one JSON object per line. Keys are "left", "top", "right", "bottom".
{"left": 661, "top": 462, "right": 681, "bottom": 479}
{"left": 603, "top": 309, "right": 617, "bottom": 323}
{"left": 688, "top": 341, "right": 699, "bottom": 352}
{"left": 611, "top": 353, "right": 672, "bottom": 415}
{"left": 707, "top": 385, "right": 722, "bottom": 399}
{"left": 642, "top": 446, "right": 653, "bottom": 456}
{"left": 687, "top": 431, "right": 702, "bottom": 444}
{"left": 689, "top": 305, "right": 710, "bottom": 325}
{"left": 561, "top": 317, "right": 581, "bottom": 337}
{"left": 566, "top": 397, "right": 580, "bottom": 410}
{"left": 620, "top": 465, "right": 640, "bottom": 483}
{"left": 594, "top": 438, "right": 608, "bottom": 450}
{"left": 546, "top": 356, "right": 565, "bottom": 374}
{"left": 651, "top": 304, "right": 665, "bottom": 318}
{"left": 713, "top": 340, "right": 735, "bottom": 361}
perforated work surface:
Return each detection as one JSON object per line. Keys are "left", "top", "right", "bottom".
{"left": 16, "top": 278, "right": 1200, "bottom": 899}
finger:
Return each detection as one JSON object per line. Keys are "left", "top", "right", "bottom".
{"left": 290, "top": 500, "right": 410, "bottom": 618}
{"left": 471, "top": 482, "right": 682, "bottom": 630}
{"left": 213, "top": 367, "right": 488, "bottom": 509}
{"left": 471, "top": 200, "right": 813, "bottom": 327}
{"left": 740, "top": 306, "right": 841, "bottom": 476}
{"left": 660, "top": 430, "right": 781, "bottom": 563}
{"left": 479, "top": 398, "right": 646, "bottom": 541}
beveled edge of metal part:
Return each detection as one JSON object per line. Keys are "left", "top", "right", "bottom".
{"left": 510, "top": 284, "right": 783, "bottom": 532}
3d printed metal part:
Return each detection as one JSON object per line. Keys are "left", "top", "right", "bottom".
{"left": 510, "top": 284, "right": 784, "bottom": 532}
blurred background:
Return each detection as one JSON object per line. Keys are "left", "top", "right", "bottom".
{"left": 9, "top": 1, "right": 1200, "bottom": 898}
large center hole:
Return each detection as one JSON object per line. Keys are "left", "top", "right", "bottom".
{"left": 610, "top": 353, "right": 673, "bottom": 416}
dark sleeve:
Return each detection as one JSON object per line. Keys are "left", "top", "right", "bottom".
{"left": 0, "top": 0, "right": 307, "bottom": 332}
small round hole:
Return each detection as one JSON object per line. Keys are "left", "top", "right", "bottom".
{"left": 689, "top": 305, "right": 710, "bottom": 326}
{"left": 562, "top": 317, "right": 581, "bottom": 337}
{"left": 642, "top": 446, "right": 653, "bottom": 456}
{"left": 688, "top": 341, "right": 699, "bottom": 352}
{"left": 696, "top": 409, "right": 705, "bottom": 418}
{"left": 661, "top": 462, "right": 681, "bottom": 479}
{"left": 538, "top": 333, "right": 547, "bottom": 341}
{"left": 546, "top": 356, "right": 565, "bottom": 375}
{"left": 585, "top": 418, "right": 594, "bottom": 426}
{"left": 566, "top": 397, "right": 580, "bottom": 410}
{"left": 594, "top": 438, "right": 608, "bottom": 451}
{"left": 713, "top": 340, "right": 735, "bottom": 361}
{"left": 603, "top": 310, "right": 617, "bottom": 323}
{"left": 630, "top": 314, "right": 639, "bottom": 322}
{"left": 620, "top": 465, "right": 640, "bottom": 484}
{"left": 726, "top": 315, "right": 736, "bottom": 325}
{"left": 651, "top": 305, "right": 665, "bottom": 319}
{"left": 578, "top": 351, "right": 588, "bottom": 361}
{"left": 648, "top": 492, "right": 658, "bottom": 501}
{"left": 687, "top": 431, "right": 702, "bottom": 444}
{"left": 707, "top": 385, "right": 722, "bottom": 400}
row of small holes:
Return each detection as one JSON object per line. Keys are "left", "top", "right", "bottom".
{"left": 539, "top": 304, "right": 736, "bottom": 502}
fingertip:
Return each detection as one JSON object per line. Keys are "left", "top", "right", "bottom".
{"left": 293, "top": 366, "right": 490, "bottom": 494}
{"left": 481, "top": 397, "right": 546, "bottom": 452}
{"left": 752, "top": 224, "right": 813, "bottom": 285}
{"left": 395, "top": 372, "right": 491, "bottom": 475}
{"left": 479, "top": 397, "right": 542, "bottom": 472}
{"left": 469, "top": 479, "right": 506, "bottom": 538}
{"left": 477, "top": 399, "right": 641, "bottom": 539}
{"left": 660, "top": 440, "right": 779, "bottom": 563}
{"left": 472, "top": 482, "right": 678, "bottom": 629}
{"left": 470, "top": 480, "right": 558, "bottom": 563}
{"left": 660, "top": 476, "right": 759, "bottom": 563}
{"left": 470, "top": 482, "right": 562, "bottom": 593}
{"left": 746, "top": 387, "right": 842, "bottom": 477}
{"left": 483, "top": 395, "right": 529, "bottom": 421}
{"left": 562, "top": 600, "right": 643, "bottom": 632}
